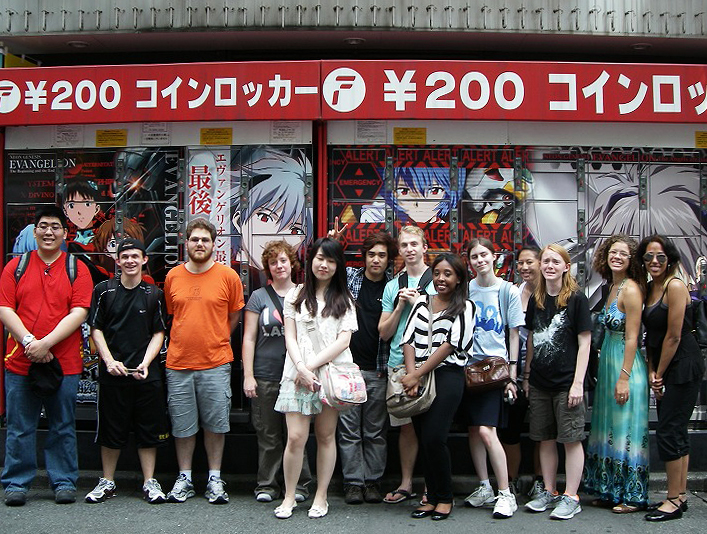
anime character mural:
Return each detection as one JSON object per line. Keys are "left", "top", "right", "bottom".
{"left": 230, "top": 146, "right": 314, "bottom": 292}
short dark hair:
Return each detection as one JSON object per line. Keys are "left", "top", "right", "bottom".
{"left": 361, "top": 232, "right": 398, "bottom": 266}
{"left": 186, "top": 218, "right": 217, "bottom": 241}
{"left": 63, "top": 179, "right": 99, "bottom": 203}
{"left": 34, "top": 206, "right": 68, "bottom": 229}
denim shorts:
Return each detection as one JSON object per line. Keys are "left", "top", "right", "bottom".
{"left": 166, "top": 363, "right": 232, "bottom": 437}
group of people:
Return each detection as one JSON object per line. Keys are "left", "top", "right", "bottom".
{"left": 0, "top": 207, "right": 703, "bottom": 525}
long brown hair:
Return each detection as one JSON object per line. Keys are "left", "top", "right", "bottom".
{"left": 534, "top": 243, "right": 579, "bottom": 310}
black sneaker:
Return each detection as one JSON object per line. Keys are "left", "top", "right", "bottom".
{"left": 55, "top": 489, "right": 76, "bottom": 504}
{"left": 344, "top": 484, "right": 364, "bottom": 504}
{"left": 5, "top": 492, "right": 27, "bottom": 507}
{"left": 363, "top": 483, "right": 383, "bottom": 503}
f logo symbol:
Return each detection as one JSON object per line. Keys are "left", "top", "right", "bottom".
{"left": 0, "top": 81, "right": 21, "bottom": 114}
{"left": 323, "top": 68, "right": 365, "bottom": 113}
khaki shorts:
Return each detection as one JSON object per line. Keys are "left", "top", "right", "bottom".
{"left": 528, "top": 384, "right": 585, "bottom": 443}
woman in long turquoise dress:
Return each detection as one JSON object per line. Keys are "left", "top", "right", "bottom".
{"left": 584, "top": 234, "right": 650, "bottom": 513}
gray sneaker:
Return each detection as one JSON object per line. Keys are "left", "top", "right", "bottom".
{"left": 550, "top": 495, "right": 582, "bottom": 520}
{"left": 527, "top": 479, "right": 544, "bottom": 499}
{"left": 166, "top": 474, "right": 196, "bottom": 503}
{"left": 464, "top": 485, "right": 495, "bottom": 507}
{"left": 205, "top": 475, "right": 229, "bottom": 504}
{"left": 142, "top": 478, "right": 166, "bottom": 504}
{"left": 525, "top": 490, "right": 561, "bottom": 512}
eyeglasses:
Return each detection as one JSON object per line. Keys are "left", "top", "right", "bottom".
{"left": 36, "top": 223, "right": 64, "bottom": 232}
{"left": 642, "top": 252, "right": 668, "bottom": 264}
{"left": 608, "top": 250, "right": 630, "bottom": 259}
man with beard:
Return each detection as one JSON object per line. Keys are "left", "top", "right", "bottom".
{"left": 163, "top": 218, "right": 244, "bottom": 504}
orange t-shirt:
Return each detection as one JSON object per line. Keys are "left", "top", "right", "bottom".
{"left": 164, "top": 262, "right": 244, "bottom": 370}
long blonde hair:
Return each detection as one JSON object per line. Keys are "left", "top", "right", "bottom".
{"left": 534, "top": 243, "right": 579, "bottom": 310}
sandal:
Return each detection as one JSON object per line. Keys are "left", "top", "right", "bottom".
{"left": 612, "top": 503, "right": 642, "bottom": 514}
{"left": 384, "top": 489, "right": 416, "bottom": 504}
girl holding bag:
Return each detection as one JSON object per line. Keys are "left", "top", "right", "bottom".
{"left": 401, "top": 253, "right": 475, "bottom": 521}
{"left": 273, "top": 238, "right": 357, "bottom": 519}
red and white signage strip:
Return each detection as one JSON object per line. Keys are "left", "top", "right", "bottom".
{"left": 321, "top": 60, "right": 707, "bottom": 123}
{"left": 2, "top": 60, "right": 707, "bottom": 126}
{"left": 0, "top": 61, "right": 321, "bottom": 126}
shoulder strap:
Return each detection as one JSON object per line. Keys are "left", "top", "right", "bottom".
{"left": 393, "top": 271, "right": 410, "bottom": 309}
{"left": 265, "top": 284, "right": 285, "bottom": 317}
{"left": 498, "top": 280, "right": 511, "bottom": 326}
{"left": 14, "top": 252, "right": 31, "bottom": 283}
{"left": 417, "top": 268, "right": 433, "bottom": 294}
{"left": 427, "top": 295, "right": 434, "bottom": 338}
{"left": 65, "top": 253, "right": 77, "bottom": 285}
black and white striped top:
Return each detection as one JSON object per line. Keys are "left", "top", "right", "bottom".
{"left": 401, "top": 295, "right": 475, "bottom": 368}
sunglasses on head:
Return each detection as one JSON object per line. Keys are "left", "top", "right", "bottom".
{"left": 642, "top": 252, "right": 668, "bottom": 264}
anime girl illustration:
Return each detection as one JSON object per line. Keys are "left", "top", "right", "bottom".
{"left": 385, "top": 166, "right": 462, "bottom": 224}
{"left": 231, "top": 146, "right": 314, "bottom": 290}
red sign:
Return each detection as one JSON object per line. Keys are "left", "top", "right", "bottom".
{"left": 0, "top": 61, "right": 321, "bottom": 126}
{"left": 2, "top": 60, "right": 707, "bottom": 125}
{"left": 321, "top": 60, "right": 707, "bottom": 123}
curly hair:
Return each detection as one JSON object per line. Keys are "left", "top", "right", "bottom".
{"left": 260, "top": 240, "right": 301, "bottom": 281}
{"left": 591, "top": 234, "right": 645, "bottom": 293}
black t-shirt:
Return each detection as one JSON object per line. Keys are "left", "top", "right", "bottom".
{"left": 349, "top": 275, "right": 387, "bottom": 371}
{"left": 525, "top": 290, "right": 592, "bottom": 391}
{"left": 88, "top": 280, "right": 167, "bottom": 385}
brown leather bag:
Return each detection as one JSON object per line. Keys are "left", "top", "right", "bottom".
{"left": 464, "top": 356, "right": 511, "bottom": 392}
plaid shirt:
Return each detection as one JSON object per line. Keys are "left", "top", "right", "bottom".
{"left": 346, "top": 266, "right": 392, "bottom": 375}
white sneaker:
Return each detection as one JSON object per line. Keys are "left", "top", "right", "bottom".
{"left": 142, "top": 478, "right": 166, "bottom": 504}
{"left": 493, "top": 491, "right": 518, "bottom": 518}
{"left": 256, "top": 492, "right": 273, "bottom": 503}
{"left": 166, "top": 474, "right": 196, "bottom": 503}
{"left": 550, "top": 495, "right": 582, "bottom": 520}
{"left": 205, "top": 475, "right": 229, "bottom": 504}
{"left": 525, "top": 489, "right": 561, "bottom": 512}
{"left": 85, "top": 478, "right": 116, "bottom": 503}
{"left": 464, "top": 485, "right": 495, "bottom": 507}
{"left": 527, "top": 479, "right": 544, "bottom": 499}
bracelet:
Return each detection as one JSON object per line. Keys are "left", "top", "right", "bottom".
{"left": 621, "top": 367, "right": 631, "bottom": 378}
{"left": 508, "top": 360, "right": 518, "bottom": 364}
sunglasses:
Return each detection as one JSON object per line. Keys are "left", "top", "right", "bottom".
{"left": 642, "top": 252, "right": 668, "bottom": 264}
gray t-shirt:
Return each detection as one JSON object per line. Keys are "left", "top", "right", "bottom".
{"left": 244, "top": 286, "right": 287, "bottom": 381}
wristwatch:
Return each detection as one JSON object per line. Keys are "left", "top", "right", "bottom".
{"left": 21, "top": 334, "right": 35, "bottom": 347}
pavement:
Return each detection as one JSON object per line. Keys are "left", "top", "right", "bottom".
{"left": 1, "top": 472, "right": 706, "bottom": 534}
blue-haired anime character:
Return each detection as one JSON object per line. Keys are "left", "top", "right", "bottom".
{"left": 382, "top": 166, "right": 465, "bottom": 224}
{"left": 231, "top": 147, "right": 314, "bottom": 273}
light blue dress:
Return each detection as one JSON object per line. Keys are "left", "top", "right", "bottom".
{"left": 583, "top": 285, "right": 650, "bottom": 505}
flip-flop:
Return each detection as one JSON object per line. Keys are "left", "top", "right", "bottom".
{"left": 384, "top": 489, "right": 417, "bottom": 504}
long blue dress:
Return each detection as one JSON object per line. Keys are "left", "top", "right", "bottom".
{"left": 583, "top": 287, "right": 650, "bottom": 505}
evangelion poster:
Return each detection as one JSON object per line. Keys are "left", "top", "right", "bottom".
{"left": 228, "top": 145, "right": 314, "bottom": 294}
{"left": 3, "top": 147, "right": 182, "bottom": 404}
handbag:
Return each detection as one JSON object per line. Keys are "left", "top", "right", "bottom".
{"left": 590, "top": 310, "right": 606, "bottom": 354}
{"left": 464, "top": 356, "right": 510, "bottom": 392}
{"left": 305, "top": 321, "right": 367, "bottom": 410}
{"left": 386, "top": 363, "right": 436, "bottom": 418}
{"left": 385, "top": 301, "right": 437, "bottom": 418}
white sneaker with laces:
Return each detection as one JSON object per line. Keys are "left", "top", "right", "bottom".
{"left": 205, "top": 475, "right": 229, "bottom": 504}
{"left": 85, "top": 478, "right": 116, "bottom": 503}
{"left": 464, "top": 485, "right": 495, "bottom": 507}
{"left": 166, "top": 473, "right": 196, "bottom": 503}
{"left": 493, "top": 492, "right": 518, "bottom": 518}
{"left": 142, "top": 478, "right": 166, "bottom": 504}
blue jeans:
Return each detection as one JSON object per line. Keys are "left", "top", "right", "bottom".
{"left": 2, "top": 371, "right": 80, "bottom": 493}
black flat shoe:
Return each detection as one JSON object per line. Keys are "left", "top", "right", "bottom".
{"left": 411, "top": 507, "right": 435, "bottom": 519}
{"left": 646, "top": 499, "right": 687, "bottom": 512}
{"left": 431, "top": 503, "right": 453, "bottom": 521}
{"left": 644, "top": 498, "right": 683, "bottom": 522}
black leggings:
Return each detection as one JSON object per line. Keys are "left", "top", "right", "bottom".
{"left": 656, "top": 378, "right": 701, "bottom": 462}
{"left": 412, "top": 365, "right": 465, "bottom": 505}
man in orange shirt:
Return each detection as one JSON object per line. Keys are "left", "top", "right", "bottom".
{"left": 164, "top": 218, "right": 244, "bottom": 505}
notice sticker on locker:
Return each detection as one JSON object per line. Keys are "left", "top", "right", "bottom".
{"left": 695, "top": 131, "right": 707, "bottom": 148}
